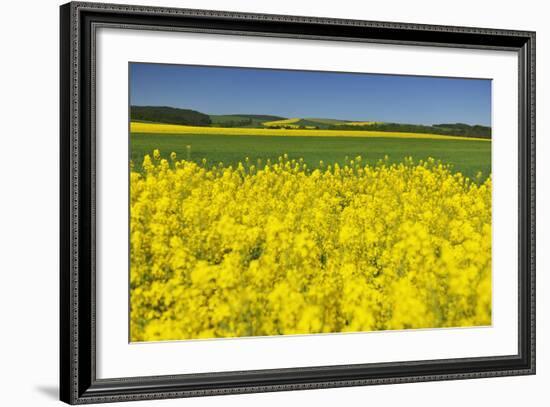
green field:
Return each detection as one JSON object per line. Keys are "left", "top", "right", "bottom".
{"left": 131, "top": 133, "right": 491, "bottom": 180}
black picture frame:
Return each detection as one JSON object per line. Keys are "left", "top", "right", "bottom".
{"left": 60, "top": 1, "right": 536, "bottom": 404}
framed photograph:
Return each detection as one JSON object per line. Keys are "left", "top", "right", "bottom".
{"left": 60, "top": 1, "right": 536, "bottom": 404}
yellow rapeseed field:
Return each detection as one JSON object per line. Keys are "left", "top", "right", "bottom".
{"left": 344, "top": 121, "right": 380, "bottom": 126}
{"left": 262, "top": 118, "right": 301, "bottom": 127}
{"left": 130, "top": 122, "right": 490, "bottom": 141}
{"left": 130, "top": 151, "right": 491, "bottom": 342}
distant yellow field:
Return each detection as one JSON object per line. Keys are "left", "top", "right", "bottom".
{"left": 130, "top": 122, "right": 490, "bottom": 142}
{"left": 344, "top": 121, "right": 380, "bottom": 126}
{"left": 263, "top": 118, "right": 301, "bottom": 128}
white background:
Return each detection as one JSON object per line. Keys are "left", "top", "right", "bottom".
{"left": 97, "top": 28, "right": 518, "bottom": 378}
{"left": 0, "top": 0, "right": 547, "bottom": 405}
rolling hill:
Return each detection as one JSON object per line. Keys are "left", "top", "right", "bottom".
{"left": 130, "top": 106, "right": 211, "bottom": 126}
{"left": 209, "top": 114, "right": 285, "bottom": 128}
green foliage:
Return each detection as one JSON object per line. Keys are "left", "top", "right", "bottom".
{"left": 130, "top": 106, "right": 211, "bottom": 126}
{"left": 323, "top": 122, "right": 491, "bottom": 139}
{"left": 210, "top": 114, "right": 286, "bottom": 128}
{"left": 432, "top": 123, "right": 492, "bottom": 138}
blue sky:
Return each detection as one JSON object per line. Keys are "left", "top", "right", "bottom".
{"left": 130, "top": 63, "right": 491, "bottom": 126}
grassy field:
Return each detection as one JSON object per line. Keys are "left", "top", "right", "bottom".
{"left": 130, "top": 132, "right": 491, "bottom": 180}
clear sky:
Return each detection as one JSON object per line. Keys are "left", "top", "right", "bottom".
{"left": 130, "top": 63, "right": 491, "bottom": 126}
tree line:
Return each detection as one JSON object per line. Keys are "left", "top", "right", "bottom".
{"left": 324, "top": 122, "right": 491, "bottom": 139}
{"left": 130, "top": 106, "right": 212, "bottom": 126}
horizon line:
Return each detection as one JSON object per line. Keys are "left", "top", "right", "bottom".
{"left": 130, "top": 104, "right": 492, "bottom": 128}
